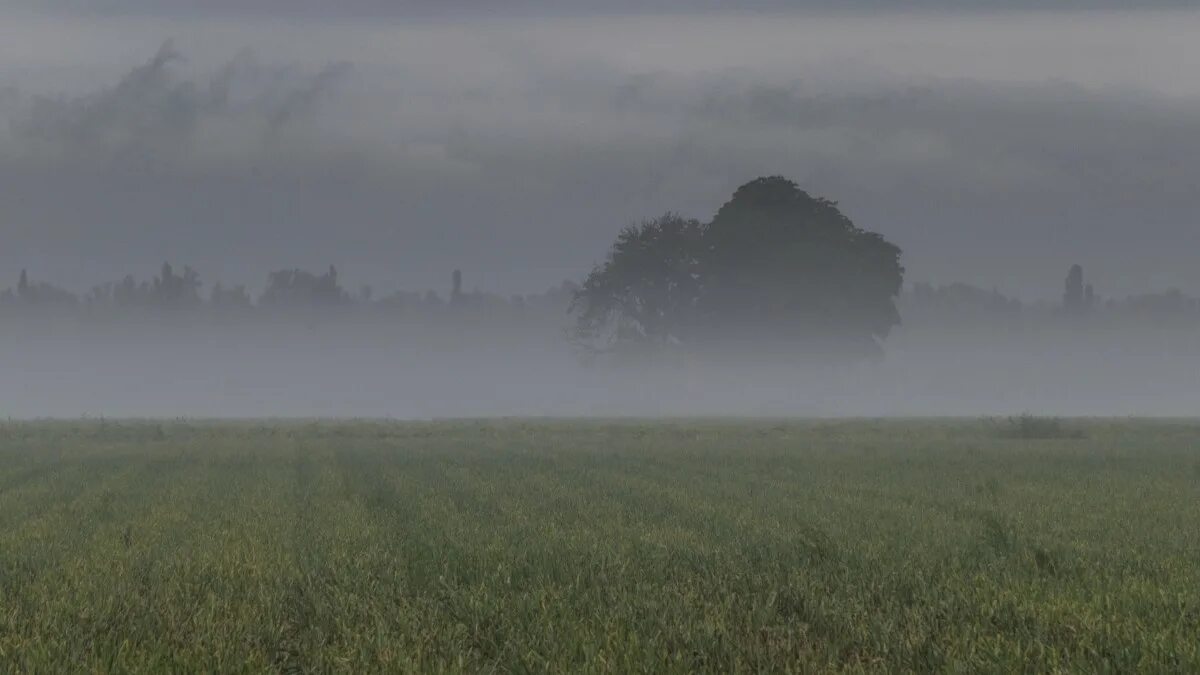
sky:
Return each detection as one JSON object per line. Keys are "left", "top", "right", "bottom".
{"left": 1, "top": 4, "right": 1197, "bottom": 299}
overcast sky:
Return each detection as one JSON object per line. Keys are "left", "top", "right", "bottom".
{"left": 0, "top": 4, "right": 1197, "bottom": 298}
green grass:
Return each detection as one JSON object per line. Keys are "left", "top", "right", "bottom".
{"left": 0, "top": 419, "right": 1198, "bottom": 673}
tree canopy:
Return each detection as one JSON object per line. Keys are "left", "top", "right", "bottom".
{"left": 572, "top": 177, "right": 904, "bottom": 359}
{"left": 572, "top": 213, "right": 704, "bottom": 352}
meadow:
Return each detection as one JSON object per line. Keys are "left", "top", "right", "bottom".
{"left": 0, "top": 419, "right": 1197, "bottom": 672}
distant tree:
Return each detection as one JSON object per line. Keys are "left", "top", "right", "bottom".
{"left": 1062, "top": 264, "right": 1096, "bottom": 316}
{"left": 258, "top": 265, "right": 349, "bottom": 308}
{"left": 701, "top": 177, "right": 903, "bottom": 354}
{"left": 1116, "top": 288, "right": 1200, "bottom": 322}
{"left": 84, "top": 282, "right": 114, "bottom": 307}
{"left": 210, "top": 283, "right": 253, "bottom": 310}
{"left": 1063, "top": 264, "right": 1085, "bottom": 314}
{"left": 451, "top": 269, "right": 463, "bottom": 305}
{"left": 12, "top": 270, "right": 78, "bottom": 307}
{"left": 151, "top": 262, "right": 202, "bottom": 309}
{"left": 572, "top": 213, "right": 704, "bottom": 351}
{"left": 114, "top": 274, "right": 151, "bottom": 307}
{"left": 572, "top": 178, "right": 904, "bottom": 358}
{"left": 907, "top": 282, "right": 1022, "bottom": 318}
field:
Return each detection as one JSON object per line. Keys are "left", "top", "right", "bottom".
{"left": 1, "top": 419, "right": 1198, "bottom": 672}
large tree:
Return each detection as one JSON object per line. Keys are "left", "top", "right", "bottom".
{"left": 572, "top": 177, "right": 904, "bottom": 359}
{"left": 571, "top": 213, "right": 704, "bottom": 353}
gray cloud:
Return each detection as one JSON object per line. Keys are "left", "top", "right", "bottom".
{"left": 8, "top": 40, "right": 351, "bottom": 165}
{"left": 0, "top": 11, "right": 1198, "bottom": 300}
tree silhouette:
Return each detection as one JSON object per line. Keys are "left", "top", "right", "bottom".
{"left": 1063, "top": 264, "right": 1084, "bottom": 313}
{"left": 573, "top": 178, "right": 904, "bottom": 358}
{"left": 152, "top": 262, "right": 202, "bottom": 309}
{"left": 572, "top": 213, "right": 704, "bottom": 351}
{"left": 258, "top": 265, "right": 349, "bottom": 308}
{"left": 210, "top": 283, "right": 252, "bottom": 309}
{"left": 1062, "top": 264, "right": 1095, "bottom": 316}
{"left": 12, "top": 269, "right": 78, "bottom": 307}
{"left": 451, "top": 269, "right": 463, "bottom": 305}
{"left": 702, "top": 177, "right": 903, "bottom": 354}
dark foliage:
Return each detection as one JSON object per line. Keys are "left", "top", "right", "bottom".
{"left": 12, "top": 269, "right": 78, "bottom": 307}
{"left": 258, "top": 266, "right": 349, "bottom": 308}
{"left": 572, "top": 177, "right": 904, "bottom": 358}
{"left": 702, "top": 177, "right": 904, "bottom": 353}
{"left": 1062, "top": 264, "right": 1096, "bottom": 316}
{"left": 571, "top": 213, "right": 705, "bottom": 352}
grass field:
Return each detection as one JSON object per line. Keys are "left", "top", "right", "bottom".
{"left": 1, "top": 419, "right": 1198, "bottom": 672}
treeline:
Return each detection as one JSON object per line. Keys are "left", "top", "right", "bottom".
{"left": 903, "top": 264, "right": 1200, "bottom": 327}
{"left": 5, "top": 168, "right": 1198, "bottom": 343}
{"left": 5, "top": 259, "right": 1199, "bottom": 331}
{"left": 0, "top": 264, "right": 578, "bottom": 321}
{"left": 5, "top": 261, "right": 1199, "bottom": 333}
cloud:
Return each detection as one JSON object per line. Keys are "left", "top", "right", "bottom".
{"left": 5, "top": 40, "right": 352, "bottom": 169}
{"left": 0, "top": 12, "right": 1198, "bottom": 299}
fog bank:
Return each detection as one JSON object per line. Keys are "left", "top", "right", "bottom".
{"left": 2, "top": 311, "right": 1198, "bottom": 418}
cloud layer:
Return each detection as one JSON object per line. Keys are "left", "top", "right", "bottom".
{"left": 0, "top": 10, "right": 1197, "bottom": 298}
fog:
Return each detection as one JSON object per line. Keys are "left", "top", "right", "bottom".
{"left": 3, "top": 278, "right": 1199, "bottom": 418}
{"left": 1, "top": 6, "right": 1198, "bottom": 418}
{"left": 3, "top": 326, "right": 1200, "bottom": 420}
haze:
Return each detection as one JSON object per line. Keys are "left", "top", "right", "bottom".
{"left": 1, "top": 3, "right": 1198, "bottom": 418}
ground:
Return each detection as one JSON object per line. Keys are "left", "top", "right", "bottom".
{"left": 1, "top": 419, "right": 1197, "bottom": 672}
